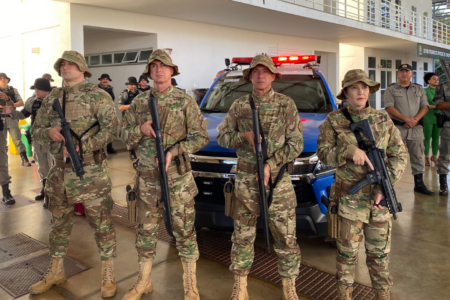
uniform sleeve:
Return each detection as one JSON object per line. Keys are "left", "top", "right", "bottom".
{"left": 266, "top": 100, "right": 303, "bottom": 170}
{"left": 14, "top": 88, "right": 23, "bottom": 103}
{"left": 169, "top": 96, "right": 209, "bottom": 156}
{"left": 372, "top": 117, "right": 407, "bottom": 196}
{"left": 217, "top": 100, "right": 246, "bottom": 149}
{"left": 419, "top": 87, "right": 429, "bottom": 109}
{"left": 120, "top": 98, "right": 144, "bottom": 149}
{"left": 383, "top": 86, "right": 395, "bottom": 108}
{"left": 317, "top": 115, "right": 358, "bottom": 167}
{"left": 31, "top": 92, "right": 60, "bottom": 147}
{"left": 119, "top": 91, "right": 127, "bottom": 105}
{"left": 82, "top": 92, "right": 119, "bottom": 152}
{"left": 434, "top": 83, "right": 445, "bottom": 105}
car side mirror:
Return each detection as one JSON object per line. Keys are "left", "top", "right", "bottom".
{"left": 317, "top": 56, "right": 321, "bottom": 64}
{"left": 225, "top": 58, "right": 230, "bottom": 68}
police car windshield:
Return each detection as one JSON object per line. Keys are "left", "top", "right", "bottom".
{"left": 202, "top": 75, "right": 332, "bottom": 113}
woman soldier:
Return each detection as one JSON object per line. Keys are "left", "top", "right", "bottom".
{"left": 317, "top": 70, "right": 407, "bottom": 300}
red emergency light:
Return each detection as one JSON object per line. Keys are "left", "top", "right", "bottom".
{"left": 231, "top": 55, "right": 316, "bottom": 65}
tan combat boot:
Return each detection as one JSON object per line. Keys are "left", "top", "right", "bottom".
{"left": 337, "top": 284, "right": 353, "bottom": 300}
{"left": 122, "top": 261, "right": 153, "bottom": 300}
{"left": 229, "top": 275, "right": 249, "bottom": 300}
{"left": 282, "top": 278, "right": 299, "bottom": 300}
{"left": 101, "top": 259, "right": 116, "bottom": 298}
{"left": 374, "top": 287, "right": 390, "bottom": 300}
{"left": 29, "top": 258, "right": 66, "bottom": 294}
{"left": 182, "top": 261, "right": 200, "bottom": 300}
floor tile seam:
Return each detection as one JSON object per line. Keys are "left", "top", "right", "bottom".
{"left": 390, "top": 233, "right": 450, "bottom": 248}
{"left": 0, "top": 248, "right": 49, "bottom": 269}
{"left": 75, "top": 254, "right": 179, "bottom": 300}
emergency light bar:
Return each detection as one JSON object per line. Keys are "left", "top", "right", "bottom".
{"left": 231, "top": 55, "right": 316, "bottom": 65}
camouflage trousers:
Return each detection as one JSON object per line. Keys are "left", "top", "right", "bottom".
{"left": 336, "top": 216, "right": 392, "bottom": 290}
{"left": 135, "top": 196, "right": 199, "bottom": 262}
{"left": 49, "top": 195, "right": 117, "bottom": 261}
{"left": 229, "top": 201, "right": 301, "bottom": 279}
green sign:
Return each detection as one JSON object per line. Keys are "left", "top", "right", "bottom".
{"left": 418, "top": 43, "right": 450, "bottom": 60}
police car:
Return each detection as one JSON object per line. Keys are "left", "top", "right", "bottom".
{"left": 191, "top": 54, "right": 336, "bottom": 239}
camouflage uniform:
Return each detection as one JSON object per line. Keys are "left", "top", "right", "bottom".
{"left": 217, "top": 54, "right": 303, "bottom": 279}
{"left": 120, "top": 50, "right": 208, "bottom": 263}
{"left": 317, "top": 69, "right": 407, "bottom": 291}
{"left": 0, "top": 85, "right": 27, "bottom": 154}
{"left": 31, "top": 51, "right": 119, "bottom": 261}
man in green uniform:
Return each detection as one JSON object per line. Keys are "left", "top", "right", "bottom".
{"left": 29, "top": 51, "right": 119, "bottom": 298}
{"left": 384, "top": 64, "right": 433, "bottom": 195}
{"left": 120, "top": 49, "right": 208, "bottom": 300}
{"left": 217, "top": 54, "right": 304, "bottom": 300}
{"left": 317, "top": 69, "right": 407, "bottom": 300}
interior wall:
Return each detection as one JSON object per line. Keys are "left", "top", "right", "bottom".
{"left": 70, "top": 3, "right": 340, "bottom": 95}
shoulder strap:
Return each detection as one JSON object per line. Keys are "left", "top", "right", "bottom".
{"left": 341, "top": 107, "right": 365, "bottom": 150}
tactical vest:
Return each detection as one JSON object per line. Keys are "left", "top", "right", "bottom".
{"left": 0, "top": 86, "right": 16, "bottom": 107}
{"left": 31, "top": 99, "right": 43, "bottom": 126}
{"left": 124, "top": 89, "right": 140, "bottom": 105}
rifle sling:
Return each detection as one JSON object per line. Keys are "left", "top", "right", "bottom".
{"left": 62, "top": 91, "right": 100, "bottom": 161}
{"left": 341, "top": 107, "right": 367, "bottom": 150}
{"left": 248, "top": 94, "right": 287, "bottom": 206}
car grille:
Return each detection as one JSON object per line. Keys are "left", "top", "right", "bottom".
{"left": 293, "top": 164, "right": 316, "bottom": 175}
{"left": 194, "top": 177, "right": 316, "bottom": 205}
{"left": 191, "top": 162, "right": 234, "bottom": 173}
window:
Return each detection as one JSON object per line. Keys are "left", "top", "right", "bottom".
{"left": 395, "top": 0, "right": 401, "bottom": 5}
{"left": 424, "top": 62, "right": 429, "bottom": 71}
{"left": 123, "top": 51, "right": 139, "bottom": 63}
{"left": 411, "top": 6, "right": 416, "bottom": 13}
{"left": 412, "top": 61, "right": 417, "bottom": 83}
{"left": 90, "top": 55, "right": 100, "bottom": 66}
{"left": 368, "top": 57, "right": 376, "bottom": 69}
{"left": 368, "top": 57, "right": 377, "bottom": 108}
{"left": 138, "top": 50, "right": 153, "bottom": 62}
{"left": 396, "top": 60, "right": 402, "bottom": 70}
{"left": 84, "top": 56, "right": 89, "bottom": 65}
{"left": 380, "top": 59, "right": 393, "bottom": 108}
{"left": 102, "top": 54, "right": 112, "bottom": 65}
{"left": 114, "top": 53, "right": 125, "bottom": 64}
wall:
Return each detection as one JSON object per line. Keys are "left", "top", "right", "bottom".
{"left": 70, "top": 4, "right": 340, "bottom": 96}
{"left": 1, "top": 0, "right": 71, "bottom": 99}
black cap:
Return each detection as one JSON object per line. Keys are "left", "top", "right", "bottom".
{"left": 398, "top": 64, "right": 413, "bottom": 72}
{"left": 171, "top": 78, "right": 178, "bottom": 86}
{"left": 30, "top": 78, "right": 52, "bottom": 92}
{"left": 126, "top": 76, "right": 139, "bottom": 86}
{"left": 98, "top": 74, "right": 112, "bottom": 81}
{"left": 139, "top": 75, "right": 149, "bottom": 83}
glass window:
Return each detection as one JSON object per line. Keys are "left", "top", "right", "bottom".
{"left": 412, "top": 61, "right": 417, "bottom": 70}
{"left": 411, "top": 6, "right": 416, "bottom": 13}
{"left": 90, "top": 55, "right": 100, "bottom": 66}
{"left": 424, "top": 62, "right": 428, "bottom": 71}
{"left": 114, "top": 53, "right": 125, "bottom": 64}
{"left": 123, "top": 51, "right": 139, "bottom": 63}
{"left": 369, "top": 57, "right": 376, "bottom": 68}
{"left": 395, "top": 0, "right": 401, "bottom": 5}
{"left": 138, "top": 50, "right": 153, "bottom": 62}
{"left": 203, "top": 75, "right": 332, "bottom": 113}
{"left": 84, "top": 56, "right": 89, "bottom": 65}
{"left": 102, "top": 54, "right": 112, "bottom": 65}
{"left": 381, "top": 59, "right": 392, "bottom": 69}
{"left": 368, "top": 70, "right": 376, "bottom": 108}
{"left": 396, "top": 60, "right": 402, "bottom": 70}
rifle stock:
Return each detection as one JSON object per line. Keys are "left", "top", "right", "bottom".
{"left": 252, "top": 109, "right": 271, "bottom": 254}
{"left": 148, "top": 95, "right": 174, "bottom": 235}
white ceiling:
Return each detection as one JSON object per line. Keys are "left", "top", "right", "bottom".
{"left": 56, "top": 0, "right": 438, "bottom": 53}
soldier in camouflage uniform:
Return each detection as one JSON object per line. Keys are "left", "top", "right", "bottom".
{"left": 29, "top": 51, "right": 119, "bottom": 298}
{"left": 120, "top": 49, "right": 208, "bottom": 300}
{"left": 217, "top": 54, "right": 304, "bottom": 300}
{"left": 317, "top": 70, "right": 407, "bottom": 300}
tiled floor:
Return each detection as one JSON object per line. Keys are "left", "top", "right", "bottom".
{"left": 0, "top": 140, "right": 449, "bottom": 299}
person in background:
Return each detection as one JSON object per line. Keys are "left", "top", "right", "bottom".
{"left": 98, "top": 74, "right": 117, "bottom": 154}
{"left": 138, "top": 75, "right": 151, "bottom": 92}
{"left": 423, "top": 72, "right": 440, "bottom": 167}
{"left": 171, "top": 78, "right": 181, "bottom": 90}
{"left": 119, "top": 77, "right": 142, "bottom": 161}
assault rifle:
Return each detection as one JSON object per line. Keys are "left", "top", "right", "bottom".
{"left": 148, "top": 93, "right": 174, "bottom": 235}
{"left": 53, "top": 99, "right": 85, "bottom": 180}
{"left": 347, "top": 119, "right": 403, "bottom": 220}
{"left": 252, "top": 109, "right": 271, "bottom": 253}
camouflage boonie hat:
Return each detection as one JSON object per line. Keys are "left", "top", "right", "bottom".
{"left": 243, "top": 54, "right": 281, "bottom": 83}
{"left": 42, "top": 73, "right": 54, "bottom": 82}
{"left": 53, "top": 51, "right": 92, "bottom": 78}
{"left": 336, "top": 69, "right": 380, "bottom": 100}
{"left": 142, "top": 49, "right": 180, "bottom": 79}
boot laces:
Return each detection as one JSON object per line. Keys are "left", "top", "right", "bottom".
{"left": 41, "top": 259, "right": 58, "bottom": 282}
{"left": 285, "top": 279, "right": 297, "bottom": 299}
{"left": 376, "top": 290, "right": 389, "bottom": 300}
{"left": 103, "top": 260, "right": 113, "bottom": 283}
{"left": 185, "top": 262, "right": 194, "bottom": 291}
{"left": 132, "top": 262, "right": 145, "bottom": 289}
{"left": 231, "top": 276, "right": 242, "bottom": 298}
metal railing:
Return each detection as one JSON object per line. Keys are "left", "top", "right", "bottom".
{"left": 280, "top": 0, "right": 450, "bottom": 45}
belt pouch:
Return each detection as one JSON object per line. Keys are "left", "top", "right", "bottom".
{"left": 224, "top": 179, "right": 234, "bottom": 217}
{"left": 126, "top": 185, "right": 137, "bottom": 223}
